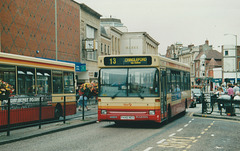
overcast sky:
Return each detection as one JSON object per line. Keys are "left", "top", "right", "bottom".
{"left": 76, "top": 0, "right": 240, "bottom": 55}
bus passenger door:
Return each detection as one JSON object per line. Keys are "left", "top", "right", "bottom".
{"left": 160, "top": 70, "right": 167, "bottom": 120}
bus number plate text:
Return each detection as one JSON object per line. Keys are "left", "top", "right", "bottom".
{"left": 120, "top": 116, "right": 135, "bottom": 120}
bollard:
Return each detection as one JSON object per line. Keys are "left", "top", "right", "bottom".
{"left": 202, "top": 93, "right": 205, "bottom": 114}
{"left": 39, "top": 97, "right": 42, "bottom": 129}
{"left": 64, "top": 96, "right": 66, "bottom": 124}
{"left": 82, "top": 97, "right": 85, "bottom": 120}
{"left": 7, "top": 98, "right": 10, "bottom": 136}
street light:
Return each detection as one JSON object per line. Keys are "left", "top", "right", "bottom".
{"left": 224, "top": 34, "right": 238, "bottom": 84}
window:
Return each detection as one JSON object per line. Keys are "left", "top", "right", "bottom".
{"left": 36, "top": 69, "right": 51, "bottom": 94}
{"left": 87, "top": 51, "right": 97, "bottom": 61}
{"left": 53, "top": 70, "right": 63, "bottom": 94}
{"left": 99, "top": 68, "right": 159, "bottom": 97}
{"left": 167, "top": 69, "right": 171, "bottom": 93}
{"left": 225, "top": 51, "right": 228, "bottom": 56}
{"left": 0, "top": 65, "right": 16, "bottom": 94}
{"left": 86, "top": 25, "right": 95, "bottom": 39}
{"left": 17, "top": 67, "right": 35, "bottom": 95}
{"left": 63, "top": 72, "right": 74, "bottom": 93}
{"left": 86, "top": 25, "right": 97, "bottom": 60}
{"left": 101, "top": 43, "right": 103, "bottom": 52}
{"left": 171, "top": 70, "right": 180, "bottom": 92}
{"left": 104, "top": 44, "right": 106, "bottom": 54}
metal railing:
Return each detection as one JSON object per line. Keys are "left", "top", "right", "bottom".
{"left": 201, "top": 93, "right": 240, "bottom": 116}
{"left": 0, "top": 95, "right": 98, "bottom": 136}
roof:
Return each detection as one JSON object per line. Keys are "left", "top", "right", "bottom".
{"left": 208, "top": 58, "right": 220, "bottom": 67}
{"left": 101, "top": 26, "right": 109, "bottom": 37}
{"left": 79, "top": 3, "right": 102, "bottom": 18}
{"left": 195, "top": 50, "right": 222, "bottom": 60}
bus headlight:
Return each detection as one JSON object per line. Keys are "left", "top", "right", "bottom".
{"left": 149, "top": 110, "right": 155, "bottom": 115}
{"left": 101, "top": 110, "right": 107, "bottom": 114}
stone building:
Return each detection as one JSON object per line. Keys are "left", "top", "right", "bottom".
{"left": 100, "top": 17, "right": 159, "bottom": 56}
{"left": 120, "top": 32, "right": 159, "bottom": 55}
{"left": 165, "top": 42, "right": 183, "bottom": 60}
{"left": 78, "top": 3, "right": 101, "bottom": 84}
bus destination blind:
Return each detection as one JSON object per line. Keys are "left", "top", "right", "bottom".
{"left": 104, "top": 56, "right": 152, "bottom": 66}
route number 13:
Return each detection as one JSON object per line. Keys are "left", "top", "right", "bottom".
{"left": 110, "top": 58, "right": 116, "bottom": 64}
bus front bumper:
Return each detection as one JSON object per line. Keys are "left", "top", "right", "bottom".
{"left": 98, "top": 109, "right": 161, "bottom": 122}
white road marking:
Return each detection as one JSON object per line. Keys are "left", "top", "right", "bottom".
{"left": 188, "top": 121, "right": 192, "bottom": 123}
{"left": 144, "top": 147, "right": 153, "bottom": 151}
{"left": 177, "top": 128, "right": 183, "bottom": 132}
{"left": 169, "top": 133, "right": 176, "bottom": 137}
{"left": 157, "top": 139, "right": 166, "bottom": 144}
{"left": 184, "top": 124, "right": 188, "bottom": 127}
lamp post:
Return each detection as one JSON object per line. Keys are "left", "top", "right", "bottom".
{"left": 224, "top": 34, "right": 238, "bottom": 84}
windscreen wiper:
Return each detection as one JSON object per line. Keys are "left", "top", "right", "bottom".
{"left": 137, "top": 92, "right": 144, "bottom": 99}
{"left": 111, "top": 92, "right": 119, "bottom": 99}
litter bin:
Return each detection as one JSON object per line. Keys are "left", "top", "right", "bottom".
{"left": 218, "top": 95, "right": 235, "bottom": 116}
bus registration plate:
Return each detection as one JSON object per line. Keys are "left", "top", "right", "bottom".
{"left": 120, "top": 116, "right": 135, "bottom": 120}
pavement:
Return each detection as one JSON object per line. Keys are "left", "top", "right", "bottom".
{"left": 0, "top": 103, "right": 240, "bottom": 145}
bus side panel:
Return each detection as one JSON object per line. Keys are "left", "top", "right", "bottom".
{"left": 63, "top": 103, "right": 77, "bottom": 116}
{"left": 0, "top": 107, "right": 55, "bottom": 126}
{"left": 0, "top": 103, "right": 76, "bottom": 126}
{"left": 170, "top": 97, "right": 191, "bottom": 117}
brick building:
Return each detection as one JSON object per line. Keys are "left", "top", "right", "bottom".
{"left": 0, "top": 0, "right": 102, "bottom": 84}
{"left": 1, "top": 0, "right": 80, "bottom": 61}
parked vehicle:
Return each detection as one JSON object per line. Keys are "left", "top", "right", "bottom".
{"left": 191, "top": 88, "right": 202, "bottom": 103}
{"left": 190, "top": 95, "right": 197, "bottom": 108}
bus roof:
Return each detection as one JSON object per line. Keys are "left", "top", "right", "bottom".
{"left": 0, "top": 52, "right": 75, "bottom": 71}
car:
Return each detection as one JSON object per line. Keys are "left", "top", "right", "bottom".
{"left": 191, "top": 88, "right": 202, "bottom": 103}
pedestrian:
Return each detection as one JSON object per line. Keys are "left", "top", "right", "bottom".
{"left": 78, "top": 84, "right": 90, "bottom": 111}
{"left": 226, "top": 83, "right": 235, "bottom": 115}
{"left": 215, "top": 87, "right": 224, "bottom": 112}
{"left": 233, "top": 83, "right": 239, "bottom": 95}
{"left": 221, "top": 84, "right": 227, "bottom": 94}
{"left": 227, "top": 83, "right": 234, "bottom": 98}
{"left": 83, "top": 84, "right": 91, "bottom": 111}
{"left": 234, "top": 91, "right": 240, "bottom": 111}
{"left": 215, "top": 87, "right": 224, "bottom": 97}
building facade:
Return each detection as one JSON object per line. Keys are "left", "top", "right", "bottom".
{"left": 120, "top": 32, "right": 159, "bottom": 55}
{"left": 178, "top": 45, "right": 200, "bottom": 85}
{"left": 100, "top": 18, "right": 159, "bottom": 56}
{"left": 194, "top": 47, "right": 222, "bottom": 91}
{"left": 222, "top": 45, "right": 240, "bottom": 84}
{"left": 78, "top": 3, "right": 101, "bottom": 84}
{"left": 0, "top": 0, "right": 103, "bottom": 85}
{"left": 165, "top": 42, "right": 183, "bottom": 60}
{"left": 0, "top": 0, "right": 80, "bottom": 62}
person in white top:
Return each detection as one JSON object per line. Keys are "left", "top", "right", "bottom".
{"left": 233, "top": 83, "right": 239, "bottom": 95}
